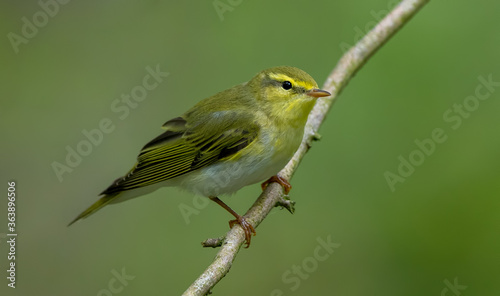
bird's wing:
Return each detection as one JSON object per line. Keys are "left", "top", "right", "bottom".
{"left": 100, "top": 110, "right": 259, "bottom": 194}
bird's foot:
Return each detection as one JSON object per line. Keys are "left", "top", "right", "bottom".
{"left": 261, "top": 175, "right": 292, "bottom": 195}
{"left": 229, "top": 216, "right": 256, "bottom": 248}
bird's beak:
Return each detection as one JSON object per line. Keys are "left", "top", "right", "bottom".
{"left": 306, "top": 88, "right": 331, "bottom": 98}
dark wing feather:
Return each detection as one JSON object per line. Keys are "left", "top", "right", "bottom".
{"left": 101, "top": 111, "right": 259, "bottom": 194}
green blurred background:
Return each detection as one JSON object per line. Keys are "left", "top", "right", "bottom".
{"left": 1, "top": 0, "right": 499, "bottom": 295}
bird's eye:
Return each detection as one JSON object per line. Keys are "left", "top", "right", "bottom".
{"left": 282, "top": 81, "right": 292, "bottom": 90}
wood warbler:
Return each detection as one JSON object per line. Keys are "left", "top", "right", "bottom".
{"left": 69, "top": 66, "right": 330, "bottom": 247}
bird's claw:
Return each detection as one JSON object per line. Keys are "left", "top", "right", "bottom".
{"left": 261, "top": 175, "right": 292, "bottom": 195}
{"left": 229, "top": 216, "right": 256, "bottom": 248}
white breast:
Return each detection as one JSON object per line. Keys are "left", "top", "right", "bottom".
{"left": 165, "top": 124, "right": 303, "bottom": 197}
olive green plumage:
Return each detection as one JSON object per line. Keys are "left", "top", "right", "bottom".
{"left": 69, "top": 66, "right": 330, "bottom": 226}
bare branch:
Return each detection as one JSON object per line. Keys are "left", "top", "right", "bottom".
{"left": 201, "top": 237, "right": 224, "bottom": 248}
{"left": 183, "top": 0, "right": 430, "bottom": 295}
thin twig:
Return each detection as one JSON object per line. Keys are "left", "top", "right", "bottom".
{"left": 182, "top": 0, "right": 430, "bottom": 295}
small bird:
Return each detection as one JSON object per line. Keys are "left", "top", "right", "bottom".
{"left": 69, "top": 66, "right": 330, "bottom": 247}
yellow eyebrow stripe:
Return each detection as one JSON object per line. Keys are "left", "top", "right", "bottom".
{"left": 268, "top": 73, "right": 315, "bottom": 90}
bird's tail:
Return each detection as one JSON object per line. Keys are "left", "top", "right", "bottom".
{"left": 68, "top": 192, "right": 122, "bottom": 226}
